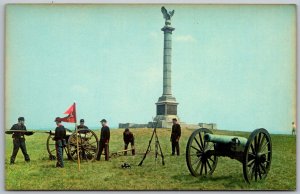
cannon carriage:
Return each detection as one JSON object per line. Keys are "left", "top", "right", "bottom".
{"left": 46, "top": 129, "right": 99, "bottom": 162}
{"left": 185, "top": 128, "right": 272, "bottom": 184}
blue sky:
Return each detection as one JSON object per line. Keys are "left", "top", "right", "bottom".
{"left": 5, "top": 4, "right": 296, "bottom": 133}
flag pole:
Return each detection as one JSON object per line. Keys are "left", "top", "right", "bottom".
{"left": 75, "top": 123, "right": 80, "bottom": 171}
{"left": 74, "top": 102, "right": 80, "bottom": 171}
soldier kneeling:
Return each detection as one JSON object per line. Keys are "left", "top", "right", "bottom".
{"left": 123, "top": 128, "right": 135, "bottom": 156}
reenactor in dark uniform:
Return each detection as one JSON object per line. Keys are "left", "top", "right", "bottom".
{"left": 10, "top": 117, "right": 30, "bottom": 164}
{"left": 77, "top": 119, "right": 89, "bottom": 131}
{"left": 53, "top": 117, "right": 66, "bottom": 168}
{"left": 77, "top": 119, "right": 89, "bottom": 159}
{"left": 292, "top": 122, "right": 296, "bottom": 135}
{"left": 170, "top": 118, "right": 181, "bottom": 156}
{"left": 123, "top": 128, "right": 135, "bottom": 156}
{"left": 96, "top": 119, "right": 110, "bottom": 161}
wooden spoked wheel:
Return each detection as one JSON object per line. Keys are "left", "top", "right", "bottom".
{"left": 67, "top": 129, "right": 99, "bottom": 162}
{"left": 46, "top": 133, "right": 57, "bottom": 160}
{"left": 243, "top": 128, "right": 272, "bottom": 184}
{"left": 186, "top": 128, "right": 218, "bottom": 176}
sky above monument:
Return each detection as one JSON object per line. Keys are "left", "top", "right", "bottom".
{"left": 5, "top": 4, "right": 296, "bottom": 133}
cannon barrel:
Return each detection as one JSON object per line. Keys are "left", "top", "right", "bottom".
{"left": 204, "top": 133, "right": 248, "bottom": 145}
{"left": 204, "top": 133, "right": 248, "bottom": 153}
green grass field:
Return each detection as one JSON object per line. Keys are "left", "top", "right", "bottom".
{"left": 5, "top": 127, "right": 296, "bottom": 190}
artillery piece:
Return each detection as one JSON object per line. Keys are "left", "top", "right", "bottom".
{"left": 46, "top": 129, "right": 99, "bottom": 162}
{"left": 185, "top": 128, "right": 272, "bottom": 184}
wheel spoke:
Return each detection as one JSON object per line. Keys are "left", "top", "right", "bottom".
{"left": 199, "top": 132, "right": 204, "bottom": 149}
{"left": 257, "top": 133, "right": 262, "bottom": 151}
{"left": 250, "top": 144, "right": 255, "bottom": 154}
{"left": 248, "top": 153, "right": 256, "bottom": 161}
{"left": 247, "top": 159, "right": 255, "bottom": 167}
{"left": 192, "top": 157, "right": 201, "bottom": 166}
{"left": 258, "top": 134, "right": 265, "bottom": 151}
{"left": 260, "top": 151, "right": 271, "bottom": 155}
{"left": 194, "top": 160, "right": 202, "bottom": 172}
{"left": 259, "top": 163, "right": 267, "bottom": 174}
{"left": 191, "top": 145, "right": 201, "bottom": 152}
{"left": 204, "top": 160, "right": 207, "bottom": 174}
{"left": 207, "top": 159, "right": 212, "bottom": 171}
{"left": 250, "top": 165, "right": 254, "bottom": 180}
{"left": 208, "top": 156, "right": 215, "bottom": 164}
{"left": 260, "top": 141, "right": 269, "bottom": 153}
{"left": 194, "top": 137, "right": 203, "bottom": 151}
{"left": 200, "top": 162, "right": 204, "bottom": 175}
{"left": 254, "top": 136, "right": 258, "bottom": 152}
{"left": 254, "top": 165, "right": 258, "bottom": 181}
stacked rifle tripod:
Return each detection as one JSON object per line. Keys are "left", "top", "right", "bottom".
{"left": 138, "top": 121, "right": 165, "bottom": 166}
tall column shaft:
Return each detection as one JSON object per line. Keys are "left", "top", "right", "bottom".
{"left": 163, "top": 30, "right": 173, "bottom": 96}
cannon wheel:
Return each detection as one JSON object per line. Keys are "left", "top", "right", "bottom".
{"left": 243, "top": 128, "right": 272, "bottom": 184}
{"left": 46, "top": 133, "right": 57, "bottom": 160}
{"left": 186, "top": 128, "right": 218, "bottom": 176}
{"left": 67, "top": 129, "right": 99, "bottom": 162}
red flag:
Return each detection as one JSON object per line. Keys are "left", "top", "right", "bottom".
{"left": 60, "top": 103, "right": 77, "bottom": 123}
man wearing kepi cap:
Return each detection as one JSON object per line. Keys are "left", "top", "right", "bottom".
{"left": 77, "top": 119, "right": 89, "bottom": 159}
{"left": 53, "top": 117, "right": 66, "bottom": 168}
{"left": 10, "top": 117, "right": 30, "bottom": 164}
{"left": 96, "top": 119, "right": 110, "bottom": 161}
{"left": 170, "top": 118, "right": 181, "bottom": 156}
{"left": 77, "top": 119, "right": 89, "bottom": 130}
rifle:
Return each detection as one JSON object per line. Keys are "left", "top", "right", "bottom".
{"left": 5, "top": 130, "right": 35, "bottom": 136}
{"left": 138, "top": 120, "right": 165, "bottom": 166}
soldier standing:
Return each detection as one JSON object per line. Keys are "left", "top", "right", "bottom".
{"left": 53, "top": 117, "right": 66, "bottom": 168}
{"left": 123, "top": 128, "right": 135, "bottom": 156}
{"left": 292, "top": 122, "right": 296, "bottom": 135}
{"left": 96, "top": 119, "right": 110, "bottom": 161}
{"left": 170, "top": 118, "right": 181, "bottom": 156}
{"left": 10, "top": 117, "right": 30, "bottom": 164}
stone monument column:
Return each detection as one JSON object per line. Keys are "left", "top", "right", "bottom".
{"left": 154, "top": 6, "right": 179, "bottom": 128}
{"left": 162, "top": 19, "right": 174, "bottom": 96}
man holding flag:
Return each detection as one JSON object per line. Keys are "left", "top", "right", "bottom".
{"left": 56, "top": 102, "right": 81, "bottom": 170}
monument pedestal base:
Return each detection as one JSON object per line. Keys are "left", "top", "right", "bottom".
{"left": 153, "top": 95, "right": 179, "bottom": 128}
{"left": 152, "top": 115, "right": 179, "bottom": 128}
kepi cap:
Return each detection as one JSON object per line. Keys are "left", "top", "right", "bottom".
{"left": 100, "top": 119, "right": 107, "bottom": 123}
{"left": 18, "top": 117, "right": 25, "bottom": 121}
{"left": 54, "top": 117, "right": 61, "bottom": 122}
